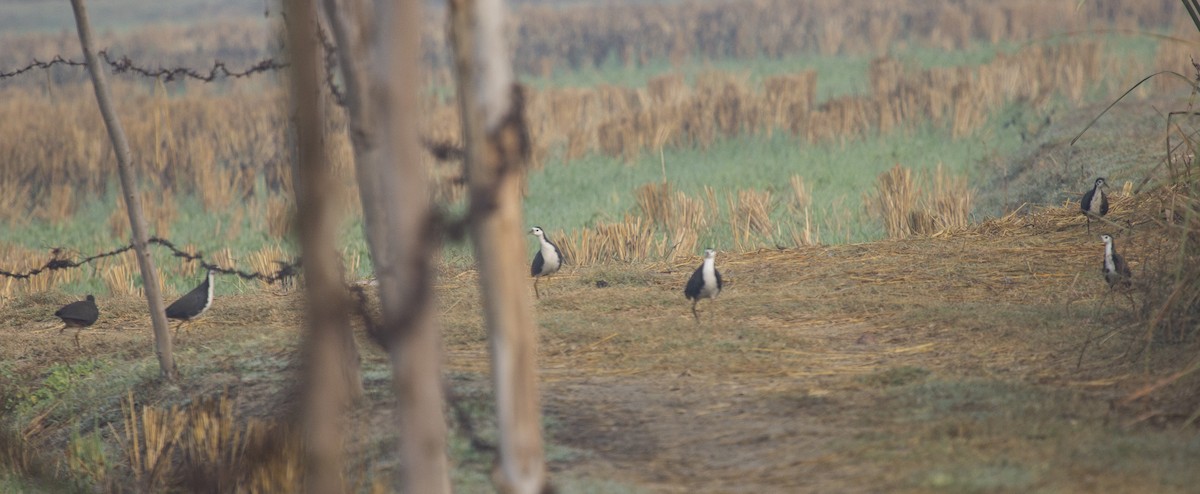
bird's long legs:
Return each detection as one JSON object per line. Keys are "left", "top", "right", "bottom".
{"left": 534, "top": 278, "right": 542, "bottom": 300}
{"left": 691, "top": 300, "right": 700, "bottom": 323}
{"left": 74, "top": 329, "right": 82, "bottom": 350}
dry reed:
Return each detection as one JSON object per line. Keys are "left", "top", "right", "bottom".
{"left": 868, "top": 165, "right": 920, "bottom": 239}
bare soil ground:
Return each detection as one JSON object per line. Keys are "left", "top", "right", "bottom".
{"left": 3, "top": 190, "right": 1199, "bottom": 493}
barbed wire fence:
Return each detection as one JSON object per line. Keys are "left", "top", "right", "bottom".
{"left": 0, "top": 237, "right": 300, "bottom": 286}
{"left": 1, "top": 23, "right": 496, "bottom": 454}
{"left": 0, "top": 22, "right": 463, "bottom": 286}
{"left": 0, "top": 51, "right": 288, "bottom": 81}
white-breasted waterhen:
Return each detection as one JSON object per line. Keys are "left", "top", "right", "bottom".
{"left": 1100, "top": 234, "right": 1131, "bottom": 289}
{"left": 1081, "top": 177, "right": 1109, "bottom": 234}
{"left": 166, "top": 269, "right": 214, "bottom": 335}
{"left": 684, "top": 248, "right": 723, "bottom": 322}
{"left": 529, "top": 226, "right": 563, "bottom": 299}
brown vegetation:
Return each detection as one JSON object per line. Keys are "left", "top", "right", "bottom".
{"left": 868, "top": 163, "right": 975, "bottom": 239}
{"left": 0, "top": 36, "right": 1153, "bottom": 272}
{"left": 3, "top": 179, "right": 1200, "bottom": 491}
{"left": 0, "top": 0, "right": 1180, "bottom": 226}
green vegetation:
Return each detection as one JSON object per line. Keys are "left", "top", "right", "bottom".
{"left": 523, "top": 114, "right": 1027, "bottom": 247}
{"left": 2, "top": 1, "right": 1197, "bottom": 490}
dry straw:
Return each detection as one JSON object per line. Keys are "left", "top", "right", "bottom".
{"left": 868, "top": 164, "right": 975, "bottom": 239}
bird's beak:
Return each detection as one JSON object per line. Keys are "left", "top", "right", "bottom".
{"left": 528, "top": 228, "right": 536, "bottom": 235}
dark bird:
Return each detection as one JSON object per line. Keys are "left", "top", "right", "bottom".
{"left": 684, "top": 248, "right": 722, "bottom": 322}
{"left": 166, "top": 269, "right": 214, "bottom": 335}
{"left": 529, "top": 226, "right": 563, "bottom": 299}
{"left": 1080, "top": 177, "right": 1109, "bottom": 234}
{"left": 1100, "top": 234, "right": 1132, "bottom": 289}
{"left": 55, "top": 294, "right": 99, "bottom": 349}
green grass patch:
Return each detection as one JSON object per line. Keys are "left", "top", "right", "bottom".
{"left": 522, "top": 115, "right": 1027, "bottom": 246}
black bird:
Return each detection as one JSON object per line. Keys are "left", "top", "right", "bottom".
{"left": 1100, "top": 234, "right": 1132, "bottom": 289}
{"left": 683, "top": 248, "right": 722, "bottom": 322}
{"left": 529, "top": 226, "right": 563, "bottom": 299}
{"left": 55, "top": 294, "right": 99, "bottom": 349}
{"left": 1080, "top": 177, "right": 1109, "bottom": 234}
{"left": 166, "top": 269, "right": 214, "bottom": 335}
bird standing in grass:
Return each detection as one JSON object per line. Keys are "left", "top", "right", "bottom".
{"left": 55, "top": 294, "right": 99, "bottom": 349}
{"left": 1081, "top": 177, "right": 1109, "bottom": 234}
{"left": 1100, "top": 234, "right": 1132, "bottom": 289}
{"left": 166, "top": 269, "right": 214, "bottom": 335}
{"left": 684, "top": 248, "right": 722, "bottom": 322}
{"left": 529, "top": 226, "right": 563, "bottom": 299}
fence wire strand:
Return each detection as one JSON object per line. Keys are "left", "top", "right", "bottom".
{"left": 0, "top": 237, "right": 300, "bottom": 286}
{"left": 0, "top": 50, "right": 287, "bottom": 81}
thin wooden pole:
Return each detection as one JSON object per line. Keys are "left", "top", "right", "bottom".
{"left": 69, "top": 0, "right": 175, "bottom": 380}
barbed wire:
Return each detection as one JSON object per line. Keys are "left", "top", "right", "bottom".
{"left": 100, "top": 51, "right": 287, "bottom": 82}
{"left": 0, "top": 244, "right": 133, "bottom": 279}
{"left": 0, "top": 38, "right": 469, "bottom": 162}
{"left": 0, "top": 55, "right": 88, "bottom": 78}
{"left": 0, "top": 50, "right": 286, "bottom": 81}
{"left": 0, "top": 237, "right": 300, "bottom": 286}
{"left": 147, "top": 237, "right": 301, "bottom": 285}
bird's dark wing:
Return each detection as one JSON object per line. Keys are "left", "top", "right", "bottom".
{"left": 715, "top": 268, "right": 723, "bottom": 291}
{"left": 1114, "top": 252, "right": 1131, "bottom": 278}
{"left": 1099, "top": 193, "right": 1109, "bottom": 216}
{"left": 684, "top": 265, "right": 704, "bottom": 299}
{"left": 165, "top": 297, "right": 187, "bottom": 319}
{"left": 166, "top": 282, "right": 207, "bottom": 319}
{"left": 55, "top": 299, "right": 99, "bottom": 325}
{"left": 531, "top": 250, "right": 545, "bottom": 277}
{"left": 1081, "top": 188, "right": 1095, "bottom": 212}
{"left": 55, "top": 301, "right": 84, "bottom": 319}
{"left": 81, "top": 300, "right": 99, "bottom": 323}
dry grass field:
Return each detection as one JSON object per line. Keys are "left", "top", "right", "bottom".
{"left": 3, "top": 0, "right": 1200, "bottom": 491}
{"left": 3, "top": 184, "right": 1199, "bottom": 492}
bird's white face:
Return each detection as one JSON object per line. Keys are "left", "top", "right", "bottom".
{"left": 704, "top": 248, "right": 715, "bottom": 259}
{"left": 529, "top": 227, "right": 544, "bottom": 238}
{"left": 1100, "top": 234, "right": 1112, "bottom": 245}
{"left": 1096, "top": 178, "right": 1106, "bottom": 188}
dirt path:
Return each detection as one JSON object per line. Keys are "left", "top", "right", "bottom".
{"left": 4, "top": 192, "right": 1196, "bottom": 493}
{"left": 446, "top": 203, "right": 1199, "bottom": 493}
{"left": 545, "top": 375, "right": 873, "bottom": 492}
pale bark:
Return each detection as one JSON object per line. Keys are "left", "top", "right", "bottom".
{"left": 322, "top": 0, "right": 452, "bottom": 491}
{"left": 449, "top": 0, "right": 549, "bottom": 492}
{"left": 286, "top": 0, "right": 358, "bottom": 492}
{"left": 69, "top": 0, "right": 176, "bottom": 380}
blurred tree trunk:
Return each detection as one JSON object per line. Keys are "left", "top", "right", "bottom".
{"left": 68, "top": 0, "right": 176, "bottom": 381}
{"left": 448, "top": 0, "right": 550, "bottom": 492}
{"left": 321, "top": 0, "right": 452, "bottom": 491}
{"left": 285, "top": 0, "right": 362, "bottom": 492}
